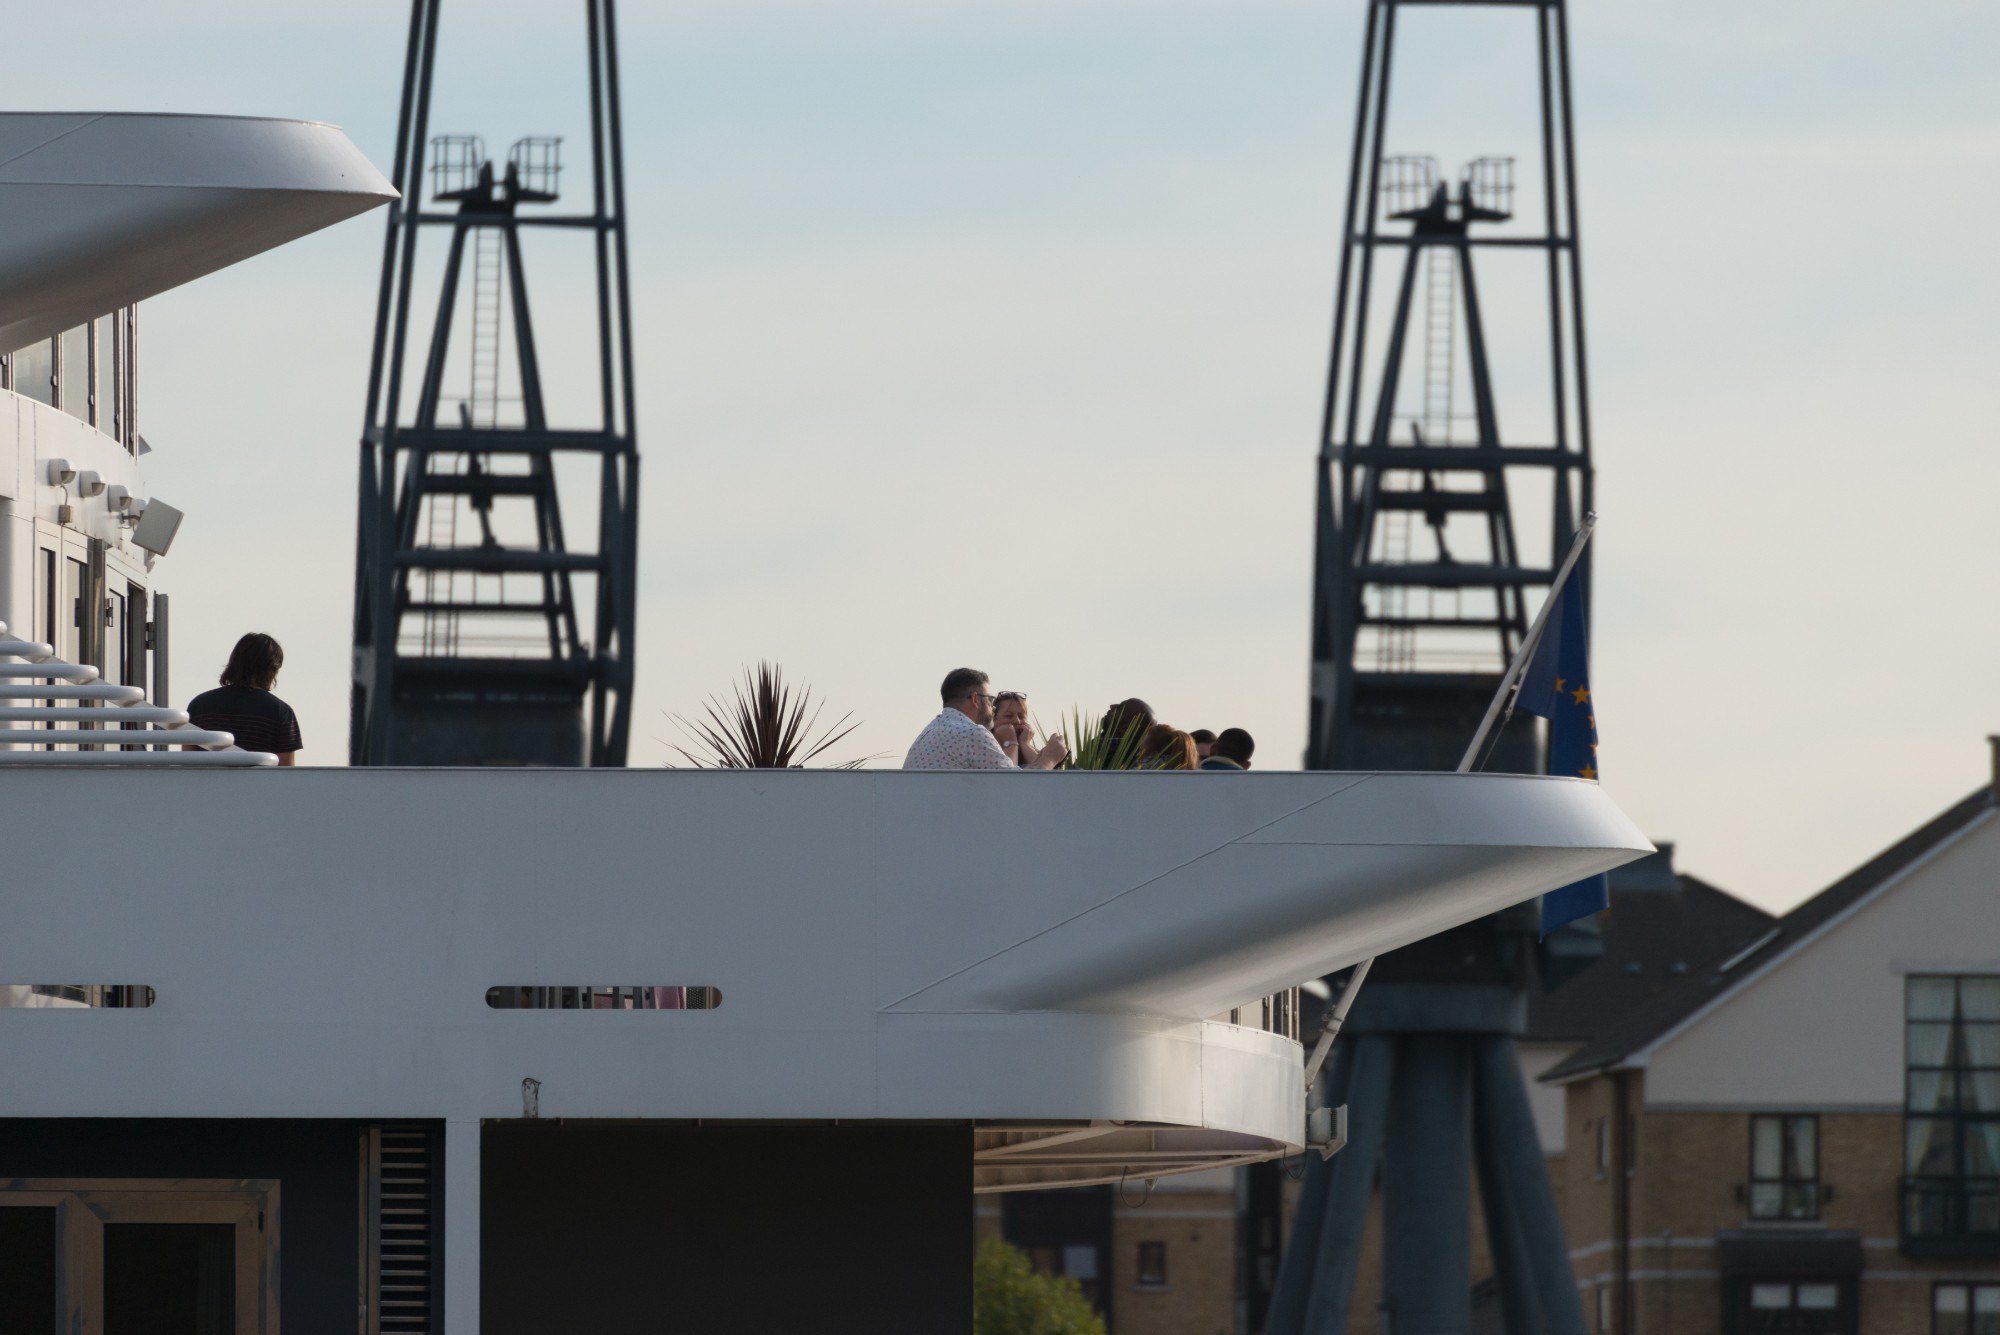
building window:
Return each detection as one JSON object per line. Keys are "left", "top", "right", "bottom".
{"left": 1596, "top": 1118, "right": 1610, "bottom": 1179}
{"left": 1933, "top": 1283, "right": 2000, "bottom": 1335}
{"left": 1748, "top": 1282, "right": 1841, "bottom": 1315}
{"left": 1906, "top": 976, "right": 2000, "bottom": 1244}
{"left": 1595, "top": 1284, "right": 1610, "bottom": 1333}
{"left": 1136, "top": 1241, "right": 1166, "bottom": 1289}
{"left": 1750, "top": 1114, "right": 1820, "bottom": 1220}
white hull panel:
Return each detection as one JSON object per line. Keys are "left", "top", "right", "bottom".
{"left": 0, "top": 768, "right": 1648, "bottom": 1161}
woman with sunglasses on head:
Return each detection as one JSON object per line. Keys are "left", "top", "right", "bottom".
{"left": 991, "top": 690, "right": 1052, "bottom": 769}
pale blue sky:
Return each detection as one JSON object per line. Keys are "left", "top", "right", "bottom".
{"left": 13, "top": 0, "right": 1998, "bottom": 912}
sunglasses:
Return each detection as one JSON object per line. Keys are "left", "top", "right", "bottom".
{"left": 995, "top": 691, "right": 1027, "bottom": 704}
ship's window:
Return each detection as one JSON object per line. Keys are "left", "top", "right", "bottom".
{"left": 36, "top": 549, "right": 55, "bottom": 648}
{"left": 485, "top": 985, "right": 721, "bottom": 1010}
{"left": 95, "top": 313, "right": 115, "bottom": 429}
{"left": 107, "top": 589, "right": 127, "bottom": 686}
{"left": 1136, "top": 1241, "right": 1167, "bottom": 1288}
{"left": 66, "top": 556, "right": 88, "bottom": 665}
{"left": 14, "top": 339, "right": 54, "bottom": 406}
{"left": 58, "top": 325, "right": 87, "bottom": 421}
{"left": 2, "top": 986, "right": 155, "bottom": 1008}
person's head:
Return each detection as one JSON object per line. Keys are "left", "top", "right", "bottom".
{"left": 1136, "top": 723, "right": 1176, "bottom": 765}
{"left": 1190, "top": 728, "right": 1217, "bottom": 760}
{"left": 994, "top": 690, "right": 1030, "bottom": 735}
{"left": 1138, "top": 727, "right": 1197, "bottom": 771}
{"left": 1099, "top": 697, "right": 1155, "bottom": 750}
{"left": 219, "top": 632, "right": 284, "bottom": 691}
{"left": 940, "top": 667, "right": 995, "bottom": 725}
{"left": 1213, "top": 727, "right": 1255, "bottom": 770}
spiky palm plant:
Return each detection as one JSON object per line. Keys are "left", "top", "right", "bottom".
{"left": 1057, "top": 705, "right": 1150, "bottom": 771}
{"left": 670, "top": 662, "right": 872, "bottom": 769}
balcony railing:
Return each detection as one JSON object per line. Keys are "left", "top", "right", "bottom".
{"left": 1901, "top": 1177, "right": 2000, "bottom": 1258}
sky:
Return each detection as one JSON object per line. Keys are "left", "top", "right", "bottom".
{"left": 11, "top": 0, "right": 1997, "bottom": 914}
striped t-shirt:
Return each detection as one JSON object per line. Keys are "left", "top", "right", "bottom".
{"left": 186, "top": 685, "right": 303, "bottom": 756}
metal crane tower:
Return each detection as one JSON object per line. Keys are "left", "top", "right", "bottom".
{"left": 1269, "top": 1, "right": 1598, "bottom": 1332}
{"left": 351, "top": 0, "right": 638, "bottom": 766}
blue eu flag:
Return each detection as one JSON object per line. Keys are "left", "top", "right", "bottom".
{"left": 1516, "top": 570, "right": 1609, "bottom": 936}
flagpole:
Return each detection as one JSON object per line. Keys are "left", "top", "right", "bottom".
{"left": 1455, "top": 512, "right": 1598, "bottom": 774}
{"left": 1299, "top": 515, "right": 1598, "bottom": 1112}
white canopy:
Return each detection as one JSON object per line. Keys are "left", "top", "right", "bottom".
{"left": 0, "top": 113, "right": 395, "bottom": 351}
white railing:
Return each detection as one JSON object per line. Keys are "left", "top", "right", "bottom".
{"left": 0, "top": 619, "right": 275, "bottom": 766}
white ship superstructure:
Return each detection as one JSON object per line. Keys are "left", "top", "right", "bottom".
{"left": 0, "top": 107, "right": 1654, "bottom": 1335}
{"left": 0, "top": 113, "right": 394, "bottom": 762}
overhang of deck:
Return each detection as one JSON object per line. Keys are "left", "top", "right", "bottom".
{"left": 0, "top": 768, "right": 1648, "bottom": 1177}
{"left": 0, "top": 113, "right": 395, "bottom": 350}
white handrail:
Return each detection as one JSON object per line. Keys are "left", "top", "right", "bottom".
{"left": 0, "top": 728, "right": 236, "bottom": 747}
{"left": 0, "top": 662, "right": 100, "bottom": 681}
{"left": 0, "top": 749, "right": 274, "bottom": 767}
{"left": 0, "top": 706, "right": 190, "bottom": 724}
{"left": 0, "top": 684, "right": 149, "bottom": 702}
{"left": 0, "top": 625, "right": 277, "bottom": 766}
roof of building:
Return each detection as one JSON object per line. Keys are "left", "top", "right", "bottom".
{"left": 1525, "top": 846, "right": 1775, "bottom": 1044}
{"left": 1541, "top": 784, "right": 1997, "bottom": 1083}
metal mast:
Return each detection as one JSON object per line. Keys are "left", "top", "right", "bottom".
{"left": 352, "top": 0, "right": 639, "bottom": 767}
{"left": 1270, "top": 3, "right": 1598, "bottom": 1333}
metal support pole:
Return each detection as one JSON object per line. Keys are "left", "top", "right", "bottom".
{"left": 150, "top": 592, "right": 169, "bottom": 709}
{"left": 1268, "top": 1034, "right": 1398, "bottom": 1335}
{"left": 1474, "top": 1047, "right": 1546, "bottom": 1335}
{"left": 1472, "top": 1034, "right": 1589, "bottom": 1335}
{"left": 1382, "top": 1035, "right": 1472, "bottom": 1334}
{"left": 443, "top": 1117, "right": 479, "bottom": 1335}
{"left": 1262, "top": 1040, "right": 1351, "bottom": 1332}
{"left": 1303, "top": 957, "right": 1374, "bottom": 1094}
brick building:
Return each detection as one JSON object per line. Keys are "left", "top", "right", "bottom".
{"left": 1545, "top": 771, "right": 2000, "bottom": 1335}
{"left": 979, "top": 1172, "right": 1241, "bottom": 1335}
{"left": 988, "top": 749, "right": 2000, "bottom": 1335}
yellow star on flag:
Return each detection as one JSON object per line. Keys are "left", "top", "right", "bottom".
{"left": 1570, "top": 685, "right": 1590, "bottom": 705}
{"left": 1578, "top": 763, "right": 1598, "bottom": 780}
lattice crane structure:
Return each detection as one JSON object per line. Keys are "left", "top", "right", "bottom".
{"left": 352, "top": 0, "right": 638, "bottom": 766}
{"left": 1267, "top": 2, "right": 1600, "bottom": 1332}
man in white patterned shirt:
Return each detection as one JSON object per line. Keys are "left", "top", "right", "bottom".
{"left": 903, "top": 668, "right": 1067, "bottom": 770}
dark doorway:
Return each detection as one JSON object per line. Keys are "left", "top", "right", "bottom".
{"left": 105, "top": 1223, "right": 236, "bottom": 1335}
{"left": 0, "top": 1205, "right": 57, "bottom": 1333}
{"left": 483, "top": 1122, "right": 971, "bottom": 1334}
